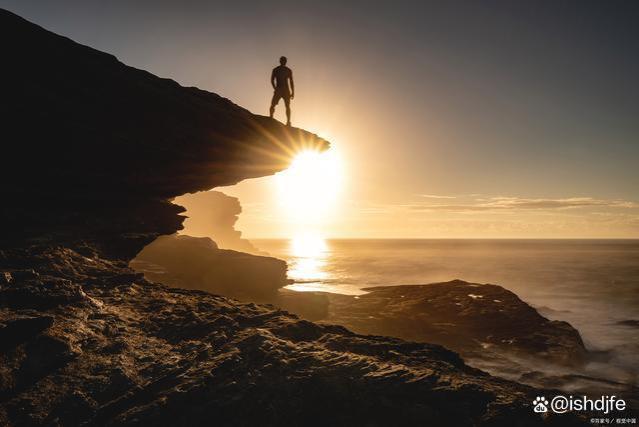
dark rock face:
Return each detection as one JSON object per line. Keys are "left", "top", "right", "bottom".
{"left": 132, "top": 234, "right": 287, "bottom": 301}
{"left": 0, "top": 316, "right": 54, "bottom": 351}
{"left": 0, "top": 250, "right": 584, "bottom": 426}
{"left": 0, "top": 8, "right": 327, "bottom": 259}
{"left": 324, "top": 280, "right": 588, "bottom": 367}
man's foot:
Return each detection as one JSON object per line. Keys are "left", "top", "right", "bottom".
{"left": 286, "top": 121, "right": 291, "bottom": 126}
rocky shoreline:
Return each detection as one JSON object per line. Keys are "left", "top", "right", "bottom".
{"left": 1, "top": 248, "right": 587, "bottom": 426}
{"left": 322, "top": 281, "right": 587, "bottom": 365}
{"left": 130, "top": 233, "right": 639, "bottom": 412}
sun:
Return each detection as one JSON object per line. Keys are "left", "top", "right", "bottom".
{"left": 275, "top": 148, "right": 343, "bottom": 225}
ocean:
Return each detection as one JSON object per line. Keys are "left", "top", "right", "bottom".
{"left": 254, "top": 238, "right": 639, "bottom": 386}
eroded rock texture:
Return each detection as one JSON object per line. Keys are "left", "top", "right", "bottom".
{"left": 0, "top": 250, "right": 584, "bottom": 426}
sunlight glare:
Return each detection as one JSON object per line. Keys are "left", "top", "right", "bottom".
{"left": 287, "top": 233, "right": 328, "bottom": 282}
{"left": 275, "top": 148, "right": 343, "bottom": 225}
{"left": 290, "top": 232, "right": 328, "bottom": 257}
{"left": 284, "top": 232, "right": 365, "bottom": 295}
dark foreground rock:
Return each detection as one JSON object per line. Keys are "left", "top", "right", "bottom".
{"left": 0, "top": 249, "right": 585, "bottom": 426}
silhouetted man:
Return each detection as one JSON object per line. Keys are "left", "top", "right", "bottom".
{"left": 269, "top": 56, "right": 294, "bottom": 126}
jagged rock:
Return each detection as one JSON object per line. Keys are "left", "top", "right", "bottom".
{"left": 0, "top": 277, "right": 94, "bottom": 310}
{"left": 324, "top": 280, "right": 587, "bottom": 366}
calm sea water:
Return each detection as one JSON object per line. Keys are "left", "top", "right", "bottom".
{"left": 254, "top": 238, "right": 639, "bottom": 384}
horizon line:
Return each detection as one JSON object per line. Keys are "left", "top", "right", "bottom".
{"left": 245, "top": 236, "right": 639, "bottom": 241}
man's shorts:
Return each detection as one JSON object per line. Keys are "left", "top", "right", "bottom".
{"left": 271, "top": 88, "right": 291, "bottom": 106}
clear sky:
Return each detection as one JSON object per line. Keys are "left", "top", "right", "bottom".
{"left": 4, "top": 0, "right": 638, "bottom": 238}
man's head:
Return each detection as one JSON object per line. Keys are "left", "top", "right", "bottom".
{"left": 279, "top": 56, "right": 287, "bottom": 66}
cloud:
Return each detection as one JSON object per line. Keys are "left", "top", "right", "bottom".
{"left": 419, "top": 194, "right": 457, "bottom": 199}
{"left": 411, "top": 196, "right": 639, "bottom": 212}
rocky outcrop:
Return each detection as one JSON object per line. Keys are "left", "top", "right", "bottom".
{"left": 0, "top": 249, "right": 585, "bottom": 426}
{"left": 132, "top": 234, "right": 287, "bottom": 301}
{"left": 323, "top": 280, "right": 588, "bottom": 367}
{"left": 1, "top": 8, "right": 327, "bottom": 260}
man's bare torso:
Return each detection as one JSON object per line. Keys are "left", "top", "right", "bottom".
{"left": 272, "top": 65, "right": 292, "bottom": 94}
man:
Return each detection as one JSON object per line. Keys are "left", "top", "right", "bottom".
{"left": 269, "top": 56, "right": 294, "bottom": 126}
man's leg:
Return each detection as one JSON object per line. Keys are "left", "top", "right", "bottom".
{"left": 269, "top": 93, "right": 279, "bottom": 118}
{"left": 284, "top": 96, "right": 291, "bottom": 126}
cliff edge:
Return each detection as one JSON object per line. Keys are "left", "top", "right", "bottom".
{"left": 0, "top": 8, "right": 327, "bottom": 260}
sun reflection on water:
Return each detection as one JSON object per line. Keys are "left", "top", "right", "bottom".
{"left": 283, "top": 233, "right": 368, "bottom": 295}
{"left": 285, "top": 233, "right": 329, "bottom": 292}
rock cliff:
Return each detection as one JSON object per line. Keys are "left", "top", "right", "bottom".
{"left": 1, "top": 8, "right": 327, "bottom": 260}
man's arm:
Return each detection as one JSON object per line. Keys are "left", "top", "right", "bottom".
{"left": 271, "top": 69, "right": 276, "bottom": 90}
{"left": 289, "top": 70, "right": 295, "bottom": 99}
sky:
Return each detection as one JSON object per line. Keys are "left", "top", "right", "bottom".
{"left": 4, "top": 0, "right": 638, "bottom": 238}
